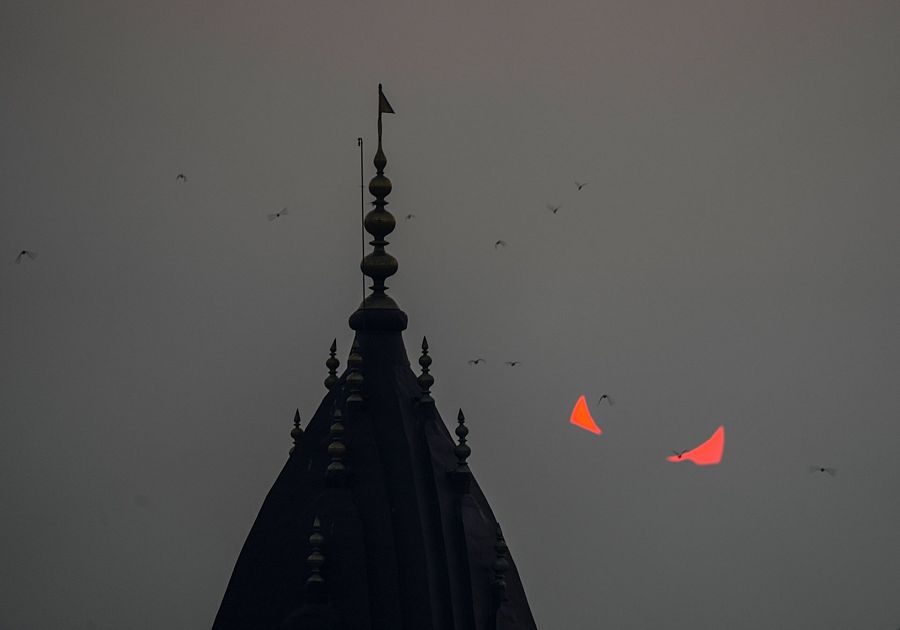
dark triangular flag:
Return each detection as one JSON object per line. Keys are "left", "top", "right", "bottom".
{"left": 378, "top": 84, "right": 395, "bottom": 115}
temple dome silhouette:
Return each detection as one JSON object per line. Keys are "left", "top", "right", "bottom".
{"left": 211, "top": 85, "right": 539, "bottom": 630}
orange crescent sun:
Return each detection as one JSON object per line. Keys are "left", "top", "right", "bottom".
{"left": 569, "top": 395, "right": 602, "bottom": 435}
{"left": 667, "top": 425, "right": 725, "bottom": 466}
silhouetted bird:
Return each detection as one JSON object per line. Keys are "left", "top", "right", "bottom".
{"left": 267, "top": 207, "right": 288, "bottom": 221}
{"left": 575, "top": 181, "right": 588, "bottom": 191}
{"left": 671, "top": 450, "right": 687, "bottom": 459}
{"left": 547, "top": 204, "right": 561, "bottom": 214}
{"left": 467, "top": 358, "right": 486, "bottom": 365}
{"left": 494, "top": 240, "right": 507, "bottom": 249}
{"left": 15, "top": 250, "right": 37, "bottom": 264}
{"left": 176, "top": 173, "right": 186, "bottom": 182}
{"left": 405, "top": 214, "right": 416, "bottom": 220}
{"left": 504, "top": 361, "right": 521, "bottom": 367}
{"left": 598, "top": 394, "right": 615, "bottom": 406}
{"left": 808, "top": 465, "right": 837, "bottom": 476}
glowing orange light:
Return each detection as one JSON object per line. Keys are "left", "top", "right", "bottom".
{"left": 569, "top": 395, "right": 602, "bottom": 435}
{"left": 667, "top": 425, "right": 725, "bottom": 466}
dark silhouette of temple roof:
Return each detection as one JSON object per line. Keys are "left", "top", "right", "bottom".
{"left": 212, "top": 85, "right": 538, "bottom": 630}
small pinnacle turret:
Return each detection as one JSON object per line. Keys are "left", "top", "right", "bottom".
{"left": 345, "top": 339, "right": 364, "bottom": 410}
{"left": 454, "top": 409, "right": 471, "bottom": 470}
{"left": 290, "top": 409, "right": 303, "bottom": 455}
{"left": 325, "top": 406, "right": 347, "bottom": 486}
{"left": 325, "top": 339, "right": 339, "bottom": 391}
{"left": 449, "top": 408, "right": 473, "bottom": 493}
{"left": 417, "top": 336, "right": 434, "bottom": 406}
{"left": 306, "top": 517, "right": 326, "bottom": 601}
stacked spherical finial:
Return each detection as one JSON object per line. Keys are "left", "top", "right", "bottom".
{"left": 349, "top": 85, "right": 409, "bottom": 331}
{"left": 417, "top": 337, "right": 434, "bottom": 406}
{"left": 325, "top": 406, "right": 347, "bottom": 486}
{"left": 454, "top": 409, "right": 471, "bottom": 470}
{"left": 306, "top": 517, "right": 326, "bottom": 599}
{"left": 324, "top": 339, "right": 340, "bottom": 391}
{"left": 359, "top": 126, "right": 399, "bottom": 303}
{"left": 492, "top": 523, "right": 510, "bottom": 606}
{"left": 290, "top": 409, "right": 303, "bottom": 455}
{"left": 448, "top": 409, "right": 473, "bottom": 493}
{"left": 345, "top": 339, "right": 364, "bottom": 410}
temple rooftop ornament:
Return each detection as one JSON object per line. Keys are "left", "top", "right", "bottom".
{"left": 289, "top": 409, "right": 303, "bottom": 455}
{"left": 212, "top": 84, "right": 538, "bottom": 630}
{"left": 349, "top": 83, "right": 407, "bottom": 333}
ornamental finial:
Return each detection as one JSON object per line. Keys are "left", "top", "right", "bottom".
{"left": 349, "top": 84, "right": 408, "bottom": 332}
{"left": 346, "top": 338, "right": 364, "bottom": 410}
{"left": 448, "top": 408, "right": 473, "bottom": 493}
{"left": 417, "top": 336, "right": 434, "bottom": 406}
{"left": 454, "top": 409, "right": 471, "bottom": 470}
{"left": 325, "top": 405, "right": 347, "bottom": 486}
{"left": 289, "top": 409, "right": 303, "bottom": 455}
{"left": 305, "top": 517, "right": 326, "bottom": 601}
{"left": 324, "top": 339, "right": 339, "bottom": 391}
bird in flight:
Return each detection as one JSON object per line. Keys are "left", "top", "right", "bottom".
{"left": 575, "top": 181, "right": 588, "bottom": 191}
{"left": 176, "top": 173, "right": 187, "bottom": 182}
{"left": 504, "top": 361, "right": 521, "bottom": 367}
{"left": 598, "top": 394, "right": 615, "bottom": 406}
{"left": 15, "top": 250, "right": 38, "bottom": 264}
{"left": 405, "top": 214, "right": 416, "bottom": 220}
{"left": 494, "top": 240, "right": 507, "bottom": 249}
{"left": 547, "top": 204, "right": 562, "bottom": 214}
{"left": 809, "top": 465, "right": 837, "bottom": 476}
{"left": 671, "top": 450, "right": 688, "bottom": 459}
{"left": 267, "top": 208, "right": 288, "bottom": 221}
{"left": 467, "top": 358, "right": 486, "bottom": 365}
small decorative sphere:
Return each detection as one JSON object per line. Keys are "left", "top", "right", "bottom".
{"left": 418, "top": 372, "right": 434, "bottom": 390}
{"left": 346, "top": 371, "right": 364, "bottom": 390}
{"left": 361, "top": 252, "right": 398, "bottom": 279}
{"left": 307, "top": 549, "right": 324, "bottom": 570}
{"left": 368, "top": 174, "right": 392, "bottom": 198}
{"left": 363, "top": 209, "right": 396, "bottom": 238}
{"left": 327, "top": 441, "right": 346, "bottom": 459}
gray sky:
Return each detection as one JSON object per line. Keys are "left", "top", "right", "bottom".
{"left": 2, "top": 1, "right": 899, "bottom": 628}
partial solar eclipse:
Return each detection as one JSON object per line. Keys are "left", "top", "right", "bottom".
{"left": 667, "top": 425, "right": 725, "bottom": 466}
{"left": 569, "top": 395, "right": 602, "bottom": 435}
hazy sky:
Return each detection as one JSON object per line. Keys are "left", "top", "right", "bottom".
{"left": 2, "top": 1, "right": 899, "bottom": 629}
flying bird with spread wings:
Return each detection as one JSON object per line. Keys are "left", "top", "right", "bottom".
{"left": 494, "top": 240, "right": 507, "bottom": 249}
{"left": 176, "top": 173, "right": 186, "bottom": 182}
{"left": 405, "top": 214, "right": 416, "bottom": 220}
{"left": 267, "top": 208, "right": 288, "bottom": 221}
{"left": 547, "top": 204, "right": 562, "bottom": 214}
{"left": 808, "top": 466, "right": 838, "bottom": 476}
{"left": 598, "top": 394, "right": 615, "bottom": 406}
{"left": 15, "top": 250, "right": 38, "bottom": 264}
{"left": 504, "top": 361, "right": 521, "bottom": 367}
{"left": 575, "top": 181, "right": 588, "bottom": 191}
{"left": 467, "top": 358, "right": 486, "bottom": 365}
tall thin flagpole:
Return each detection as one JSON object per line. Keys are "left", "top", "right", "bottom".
{"left": 357, "top": 137, "right": 365, "bottom": 312}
